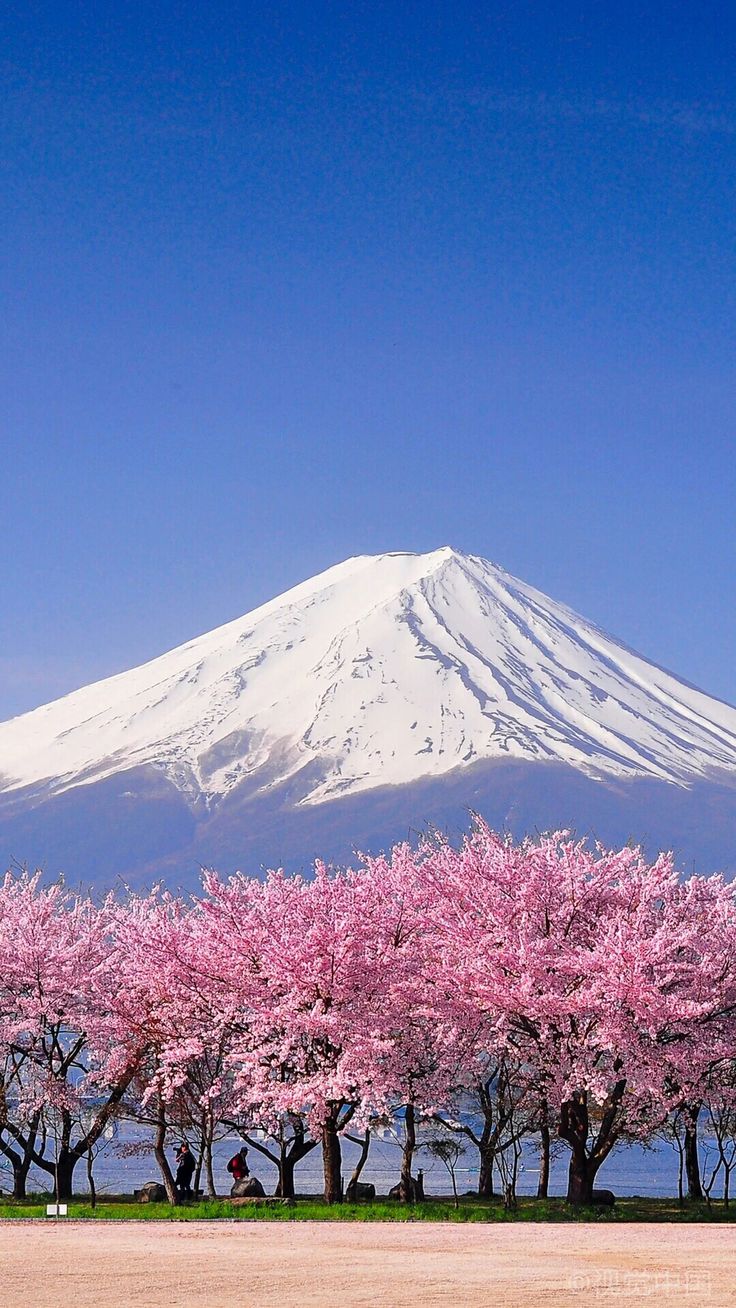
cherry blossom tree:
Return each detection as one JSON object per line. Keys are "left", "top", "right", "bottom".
{"left": 3, "top": 815, "right": 736, "bottom": 1212}
{"left": 417, "top": 818, "right": 736, "bottom": 1205}
{"left": 196, "top": 866, "right": 375, "bottom": 1201}
{"left": 109, "top": 886, "right": 241, "bottom": 1203}
{"left": 354, "top": 844, "right": 478, "bottom": 1202}
{"left": 196, "top": 850, "right": 464, "bottom": 1203}
{"left": 0, "top": 873, "right": 142, "bottom": 1199}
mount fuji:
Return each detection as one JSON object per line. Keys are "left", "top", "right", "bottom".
{"left": 2, "top": 548, "right": 736, "bottom": 888}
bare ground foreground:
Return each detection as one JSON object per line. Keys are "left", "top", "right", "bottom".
{"left": 2, "top": 1222, "right": 735, "bottom": 1308}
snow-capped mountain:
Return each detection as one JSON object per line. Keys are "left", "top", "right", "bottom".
{"left": 2, "top": 547, "right": 736, "bottom": 807}
{"left": 2, "top": 548, "right": 736, "bottom": 888}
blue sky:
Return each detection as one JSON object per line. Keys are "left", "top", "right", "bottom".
{"left": 2, "top": 2, "right": 735, "bottom": 718}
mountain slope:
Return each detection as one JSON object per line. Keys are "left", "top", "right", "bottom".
{"left": 2, "top": 547, "right": 736, "bottom": 813}
{"left": 2, "top": 548, "right": 736, "bottom": 888}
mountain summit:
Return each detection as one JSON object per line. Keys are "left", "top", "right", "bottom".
{"left": 2, "top": 547, "right": 736, "bottom": 821}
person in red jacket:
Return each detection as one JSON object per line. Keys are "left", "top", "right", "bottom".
{"left": 226, "top": 1145, "right": 250, "bottom": 1182}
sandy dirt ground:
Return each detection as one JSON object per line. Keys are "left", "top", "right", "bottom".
{"left": 1, "top": 1220, "right": 734, "bottom": 1307}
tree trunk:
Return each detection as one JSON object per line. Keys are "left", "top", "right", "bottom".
{"left": 7, "top": 1112, "right": 78, "bottom": 1200}
{"left": 537, "top": 1104, "right": 550, "bottom": 1199}
{"left": 33, "top": 1073, "right": 134, "bottom": 1201}
{"left": 676, "top": 1137, "right": 685, "bottom": 1207}
{"left": 475, "top": 1078, "right": 496, "bottom": 1198}
{"left": 0, "top": 1136, "right": 35, "bottom": 1202}
{"left": 560, "top": 1091, "right": 592, "bottom": 1206}
{"left": 54, "top": 1149, "right": 80, "bottom": 1202}
{"left": 345, "top": 1129, "right": 371, "bottom": 1201}
{"left": 276, "top": 1136, "right": 319, "bottom": 1198}
{"left": 559, "top": 1082, "right": 623, "bottom": 1208}
{"left": 205, "top": 1137, "right": 217, "bottom": 1199}
{"left": 192, "top": 1125, "right": 203, "bottom": 1198}
{"left": 566, "top": 1148, "right": 599, "bottom": 1205}
{"left": 193, "top": 1109, "right": 209, "bottom": 1197}
{"left": 153, "top": 1099, "right": 180, "bottom": 1205}
{"left": 87, "top": 1148, "right": 97, "bottom": 1210}
{"left": 478, "top": 1145, "right": 495, "bottom": 1198}
{"left": 192, "top": 1151, "right": 203, "bottom": 1199}
{"left": 399, "top": 1104, "right": 417, "bottom": 1202}
{"left": 12, "top": 1153, "right": 32, "bottom": 1200}
{"left": 321, "top": 1120, "right": 343, "bottom": 1204}
{"left": 13, "top": 1160, "right": 29, "bottom": 1200}
{"left": 684, "top": 1104, "right": 703, "bottom": 1201}
{"left": 239, "top": 1120, "right": 317, "bottom": 1200}
{"left": 275, "top": 1152, "right": 297, "bottom": 1200}
{"left": 0, "top": 1117, "right": 42, "bottom": 1201}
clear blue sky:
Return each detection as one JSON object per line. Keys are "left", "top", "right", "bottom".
{"left": 2, "top": 2, "right": 735, "bottom": 719}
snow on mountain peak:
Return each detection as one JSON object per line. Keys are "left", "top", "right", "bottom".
{"left": 2, "top": 548, "right": 736, "bottom": 809}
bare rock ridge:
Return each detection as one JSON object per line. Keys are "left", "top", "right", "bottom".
{"left": 1, "top": 548, "right": 736, "bottom": 887}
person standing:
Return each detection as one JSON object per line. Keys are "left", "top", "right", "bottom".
{"left": 175, "top": 1142, "right": 196, "bottom": 1200}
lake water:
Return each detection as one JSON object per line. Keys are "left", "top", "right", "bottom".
{"left": 1, "top": 1122, "right": 688, "bottom": 1200}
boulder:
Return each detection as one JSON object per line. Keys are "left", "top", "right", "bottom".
{"left": 231, "top": 1176, "right": 266, "bottom": 1198}
{"left": 346, "top": 1181, "right": 376, "bottom": 1202}
{"left": 137, "top": 1181, "right": 168, "bottom": 1203}
{"left": 591, "top": 1189, "right": 616, "bottom": 1207}
{"left": 388, "top": 1174, "right": 425, "bottom": 1201}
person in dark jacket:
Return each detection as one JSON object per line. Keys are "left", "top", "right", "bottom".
{"left": 175, "top": 1142, "right": 196, "bottom": 1199}
{"left": 226, "top": 1145, "right": 250, "bottom": 1182}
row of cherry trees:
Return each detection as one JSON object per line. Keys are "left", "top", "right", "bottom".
{"left": 2, "top": 818, "right": 736, "bottom": 1206}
